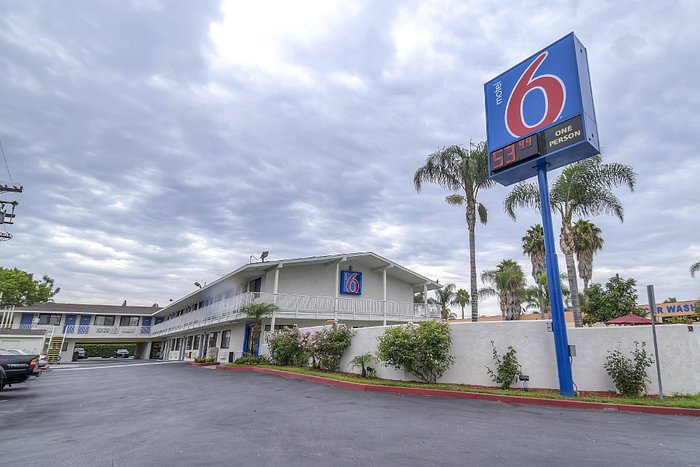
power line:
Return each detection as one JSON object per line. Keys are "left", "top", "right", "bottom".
{"left": 0, "top": 141, "right": 14, "bottom": 186}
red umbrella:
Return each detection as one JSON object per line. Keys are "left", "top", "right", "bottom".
{"left": 605, "top": 313, "right": 652, "bottom": 326}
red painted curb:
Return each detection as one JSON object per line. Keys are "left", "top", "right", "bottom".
{"left": 213, "top": 366, "right": 700, "bottom": 417}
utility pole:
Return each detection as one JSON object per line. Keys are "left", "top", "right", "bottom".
{"left": 1, "top": 184, "right": 23, "bottom": 241}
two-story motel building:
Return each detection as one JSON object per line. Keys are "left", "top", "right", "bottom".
{"left": 1, "top": 253, "right": 441, "bottom": 362}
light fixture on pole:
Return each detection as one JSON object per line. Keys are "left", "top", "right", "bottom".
{"left": 250, "top": 251, "right": 270, "bottom": 263}
{"left": 194, "top": 282, "right": 202, "bottom": 288}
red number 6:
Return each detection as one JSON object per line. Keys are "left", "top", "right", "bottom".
{"left": 505, "top": 52, "right": 566, "bottom": 138}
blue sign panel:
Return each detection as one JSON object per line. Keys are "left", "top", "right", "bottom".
{"left": 484, "top": 33, "right": 600, "bottom": 185}
{"left": 339, "top": 270, "right": 362, "bottom": 295}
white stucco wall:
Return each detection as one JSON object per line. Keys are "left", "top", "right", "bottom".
{"left": 295, "top": 321, "right": 700, "bottom": 395}
{"left": 273, "top": 263, "right": 415, "bottom": 303}
{"left": 0, "top": 335, "right": 45, "bottom": 354}
{"left": 275, "top": 264, "right": 336, "bottom": 297}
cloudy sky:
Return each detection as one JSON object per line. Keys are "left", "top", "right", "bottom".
{"left": 1, "top": 0, "right": 698, "bottom": 314}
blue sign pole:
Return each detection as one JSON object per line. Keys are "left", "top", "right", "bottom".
{"left": 537, "top": 159, "right": 575, "bottom": 396}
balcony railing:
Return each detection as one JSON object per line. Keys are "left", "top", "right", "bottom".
{"left": 150, "top": 291, "right": 440, "bottom": 337}
{"left": 31, "top": 324, "right": 151, "bottom": 339}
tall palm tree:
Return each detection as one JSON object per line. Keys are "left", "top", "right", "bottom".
{"left": 522, "top": 224, "right": 545, "bottom": 283}
{"left": 434, "top": 283, "right": 456, "bottom": 320}
{"left": 691, "top": 262, "right": 700, "bottom": 277}
{"left": 504, "top": 155, "right": 636, "bottom": 327}
{"left": 452, "top": 288, "right": 470, "bottom": 320}
{"left": 414, "top": 141, "right": 494, "bottom": 323}
{"left": 480, "top": 259, "right": 527, "bottom": 320}
{"left": 572, "top": 219, "right": 604, "bottom": 290}
{"left": 241, "top": 302, "right": 278, "bottom": 356}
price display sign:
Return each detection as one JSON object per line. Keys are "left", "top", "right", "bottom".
{"left": 484, "top": 33, "right": 600, "bottom": 185}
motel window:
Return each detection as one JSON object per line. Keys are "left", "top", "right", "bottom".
{"left": 119, "top": 316, "right": 139, "bottom": 327}
{"left": 193, "top": 335, "right": 200, "bottom": 350}
{"left": 173, "top": 338, "right": 181, "bottom": 351}
{"left": 209, "top": 332, "right": 218, "bottom": 348}
{"left": 186, "top": 336, "right": 193, "bottom": 350}
{"left": 94, "top": 315, "right": 116, "bottom": 326}
{"left": 38, "top": 314, "right": 62, "bottom": 326}
{"left": 221, "top": 330, "right": 231, "bottom": 349}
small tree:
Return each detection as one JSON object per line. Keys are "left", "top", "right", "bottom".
{"left": 241, "top": 302, "right": 278, "bottom": 356}
{"left": 486, "top": 341, "right": 521, "bottom": 389}
{"left": 603, "top": 341, "right": 654, "bottom": 397}
{"left": 349, "top": 353, "right": 376, "bottom": 378}
{"left": 582, "top": 274, "right": 642, "bottom": 325}
{"left": 376, "top": 320, "right": 454, "bottom": 383}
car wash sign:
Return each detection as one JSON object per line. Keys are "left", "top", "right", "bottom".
{"left": 484, "top": 33, "right": 600, "bottom": 185}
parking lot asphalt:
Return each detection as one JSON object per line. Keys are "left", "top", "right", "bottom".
{"left": 1, "top": 362, "right": 698, "bottom": 467}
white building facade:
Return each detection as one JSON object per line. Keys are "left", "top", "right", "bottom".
{"left": 0, "top": 253, "right": 441, "bottom": 363}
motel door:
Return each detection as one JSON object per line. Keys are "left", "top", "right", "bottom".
{"left": 79, "top": 315, "right": 91, "bottom": 333}
{"left": 242, "top": 323, "right": 258, "bottom": 356}
{"left": 141, "top": 316, "right": 152, "bottom": 334}
{"left": 20, "top": 313, "right": 33, "bottom": 329}
{"left": 248, "top": 277, "right": 262, "bottom": 293}
{"left": 202, "top": 333, "right": 209, "bottom": 357}
{"left": 64, "top": 315, "right": 77, "bottom": 334}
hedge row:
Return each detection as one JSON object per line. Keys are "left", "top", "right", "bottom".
{"left": 80, "top": 343, "right": 136, "bottom": 358}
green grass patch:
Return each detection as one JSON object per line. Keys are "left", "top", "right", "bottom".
{"left": 222, "top": 363, "right": 700, "bottom": 409}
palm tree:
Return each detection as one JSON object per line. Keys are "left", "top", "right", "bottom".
{"left": 414, "top": 141, "right": 494, "bottom": 323}
{"left": 480, "top": 260, "right": 527, "bottom": 320}
{"left": 241, "top": 302, "right": 278, "bottom": 356}
{"left": 572, "top": 220, "right": 604, "bottom": 290}
{"left": 522, "top": 224, "right": 546, "bottom": 283}
{"left": 691, "top": 262, "right": 700, "bottom": 277}
{"left": 504, "top": 155, "right": 636, "bottom": 327}
{"left": 434, "top": 283, "right": 457, "bottom": 320}
{"left": 524, "top": 273, "right": 570, "bottom": 319}
{"left": 451, "top": 288, "right": 470, "bottom": 320}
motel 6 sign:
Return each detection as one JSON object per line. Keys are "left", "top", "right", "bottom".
{"left": 484, "top": 33, "right": 600, "bottom": 185}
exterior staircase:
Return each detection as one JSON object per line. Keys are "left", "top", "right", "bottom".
{"left": 46, "top": 332, "right": 65, "bottom": 364}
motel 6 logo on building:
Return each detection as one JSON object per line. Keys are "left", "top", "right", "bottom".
{"left": 340, "top": 270, "right": 362, "bottom": 295}
{"left": 484, "top": 33, "right": 600, "bottom": 185}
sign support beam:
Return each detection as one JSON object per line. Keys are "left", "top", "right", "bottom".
{"left": 537, "top": 160, "right": 574, "bottom": 397}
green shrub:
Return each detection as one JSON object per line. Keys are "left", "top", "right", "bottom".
{"left": 234, "top": 355, "right": 270, "bottom": 365}
{"left": 486, "top": 341, "right": 521, "bottom": 389}
{"left": 193, "top": 356, "right": 207, "bottom": 363}
{"left": 604, "top": 341, "right": 654, "bottom": 397}
{"left": 81, "top": 344, "right": 136, "bottom": 358}
{"left": 312, "top": 322, "right": 354, "bottom": 371}
{"left": 349, "top": 353, "right": 376, "bottom": 378}
{"left": 376, "top": 320, "right": 454, "bottom": 383}
{"left": 267, "top": 326, "right": 305, "bottom": 366}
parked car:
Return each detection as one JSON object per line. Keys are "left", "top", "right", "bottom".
{"left": 113, "top": 349, "right": 129, "bottom": 358}
{"left": 0, "top": 350, "right": 39, "bottom": 390}
{"left": 4, "top": 349, "right": 49, "bottom": 372}
{"left": 74, "top": 347, "right": 86, "bottom": 359}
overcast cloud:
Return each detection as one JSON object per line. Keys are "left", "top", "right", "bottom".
{"left": 1, "top": 0, "right": 698, "bottom": 314}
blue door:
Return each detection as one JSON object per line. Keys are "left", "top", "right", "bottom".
{"left": 155, "top": 317, "right": 164, "bottom": 325}
{"left": 20, "top": 313, "right": 34, "bottom": 329}
{"left": 79, "top": 315, "right": 91, "bottom": 334}
{"left": 64, "top": 314, "right": 77, "bottom": 333}
{"left": 242, "top": 323, "right": 259, "bottom": 356}
{"left": 141, "top": 316, "right": 152, "bottom": 334}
